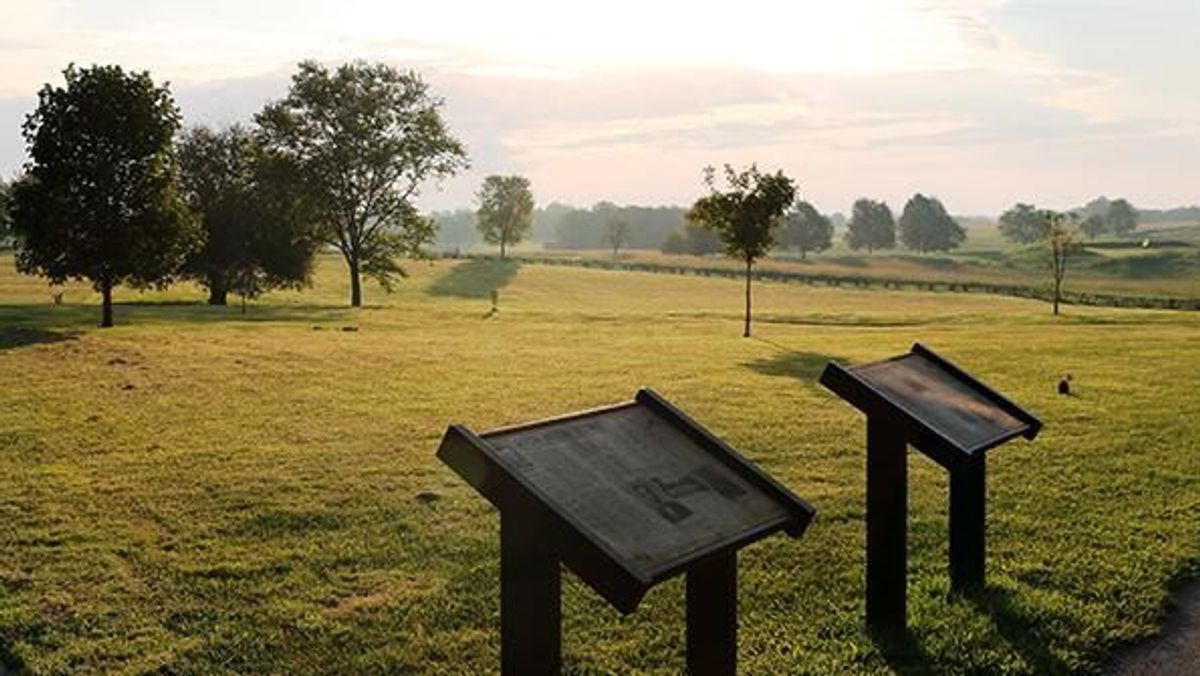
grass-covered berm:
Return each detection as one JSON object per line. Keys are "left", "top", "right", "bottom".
{"left": 1, "top": 253, "right": 1197, "bottom": 674}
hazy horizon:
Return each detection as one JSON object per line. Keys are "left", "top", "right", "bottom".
{"left": 1, "top": 0, "right": 1197, "bottom": 216}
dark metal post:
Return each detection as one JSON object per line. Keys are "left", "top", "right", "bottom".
{"left": 686, "top": 553, "right": 737, "bottom": 676}
{"left": 866, "top": 417, "right": 907, "bottom": 634}
{"left": 949, "top": 454, "right": 986, "bottom": 593}
{"left": 501, "top": 502, "right": 561, "bottom": 676}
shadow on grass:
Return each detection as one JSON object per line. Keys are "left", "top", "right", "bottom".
{"left": 0, "top": 301, "right": 357, "bottom": 334}
{"left": 427, "top": 258, "right": 519, "bottom": 299}
{"left": 873, "top": 627, "right": 933, "bottom": 675}
{"left": 0, "top": 327, "right": 77, "bottom": 351}
{"left": 967, "top": 586, "right": 1073, "bottom": 674}
{"left": 0, "top": 641, "right": 26, "bottom": 675}
{"left": 743, "top": 337, "right": 845, "bottom": 382}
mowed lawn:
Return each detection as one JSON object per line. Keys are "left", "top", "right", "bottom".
{"left": 1, "top": 253, "right": 1198, "bottom": 674}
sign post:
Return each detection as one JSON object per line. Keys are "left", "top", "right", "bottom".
{"left": 437, "top": 388, "right": 815, "bottom": 675}
{"left": 820, "top": 343, "right": 1041, "bottom": 634}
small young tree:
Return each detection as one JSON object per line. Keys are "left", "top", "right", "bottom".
{"left": 898, "top": 193, "right": 965, "bottom": 253}
{"left": 475, "top": 175, "right": 534, "bottom": 259}
{"left": 606, "top": 218, "right": 630, "bottom": 261}
{"left": 177, "top": 124, "right": 319, "bottom": 307}
{"left": 999, "top": 203, "right": 1048, "bottom": 244}
{"left": 11, "top": 64, "right": 201, "bottom": 327}
{"left": 1106, "top": 198, "right": 1138, "bottom": 236}
{"left": 1043, "top": 210, "right": 1080, "bottom": 316}
{"left": 845, "top": 198, "right": 895, "bottom": 253}
{"left": 257, "top": 60, "right": 468, "bottom": 307}
{"left": 779, "top": 200, "right": 833, "bottom": 259}
{"left": 687, "top": 164, "right": 796, "bottom": 337}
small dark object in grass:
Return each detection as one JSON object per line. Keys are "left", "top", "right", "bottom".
{"left": 415, "top": 491, "right": 440, "bottom": 504}
{"left": 342, "top": 326, "right": 359, "bottom": 332}
{"left": 1058, "top": 374, "right": 1073, "bottom": 396}
{"left": 312, "top": 326, "right": 323, "bottom": 331}
{"left": 85, "top": 414, "right": 100, "bottom": 423}
{"left": 121, "top": 383, "right": 135, "bottom": 391}
{"left": 108, "top": 357, "right": 128, "bottom": 366}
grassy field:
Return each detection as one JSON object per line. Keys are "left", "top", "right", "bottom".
{"left": 1, "top": 253, "right": 1198, "bottom": 674}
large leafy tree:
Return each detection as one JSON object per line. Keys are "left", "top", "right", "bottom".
{"left": 1106, "top": 198, "right": 1138, "bottom": 236}
{"left": 779, "top": 200, "right": 833, "bottom": 259}
{"left": 177, "top": 124, "right": 319, "bottom": 308}
{"left": 257, "top": 60, "right": 469, "bottom": 307}
{"left": 998, "top": 203, "right": 1048, "bottom": 244}
{"left": 845, "top": 198, "right": 895, "bottom": 253}
{"left": 11, "top": 64, "right": 200, "bottom": 327}
{"left": 475, "top": 175, "right": 534, "bottom": 259}
{"left": 898, "top": 193, "right": 965, "bottom": 253}
{"left": 687, "top": 164, "right": 796, "bottom": 337}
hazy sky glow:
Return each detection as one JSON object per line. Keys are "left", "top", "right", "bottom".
{"left": 1, "top": 0, "right": 1197, "bottom": 214}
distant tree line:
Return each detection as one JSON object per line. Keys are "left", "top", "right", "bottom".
{"left": 1000, "top": 197, "right": 1139, "bottom": 244}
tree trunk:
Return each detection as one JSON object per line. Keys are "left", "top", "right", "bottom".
{"left": 1053, "top": 276, "right": 1061, "bottom": 315}
{"left": 349, "top": 255, "right": 363, "bottom": 307}
{"left": 100, "top": 281, "right": 114, "bottom": 328}
{"left": 800, "top": 248, "right": 807, "bottom": 261}
{"left": 241, "top": 293, "right": 247, "bottom": 314}
{"left": 207, "top": 274, "right": 228, "bottom": 306}
{"left": 743, "top": 258, "right": 752, "bottom": 338}
{"left": 500, "top": 237, "right": 507, "bottom": 260}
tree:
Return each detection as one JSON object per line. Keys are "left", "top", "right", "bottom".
{"left": 1043, "top": 210, "right": 1080, "bottom": 316}
{"left": 661, "top": 222, "right": 721, "bottom": 255}
{"left": 257, "top": 60, "right": 468, "bottom": 307}
{"left": 177, "top": 124, "right": 320, "bottom": 308}
{"left": 1079, "top": 213, "right": 1107, "bottom": 240}
{"left": 779, "top": 200, "right": 833, "bottom": 259}
{"left": 687, "top": 164, "right": 796, "bottom": 337}
{"left": 898, "top": 194, "right": 965, "bottom": 253}
{"left": 0, "top": 177, "right": 13, "bottom": 244}
{"left": 11, "top": 64, "right": 200, "bottom": 327}
{"left": 1106, "top": 198, "right": 1138, "bottom": 236}
{"left": 475, "top": 175, "right": 534, "bottom": 259}
{"left": 998, "top": 203, "right": 1048, "bottom": 244}
{"left": 606, "top": 218, "right": 630, "bottom": 261}
{"left": 845, "top": 198, "right": 895, "bottom": 253}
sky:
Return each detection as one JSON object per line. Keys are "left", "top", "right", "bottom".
{"left": 0, "top": 0, "right": 1197, "bottom": 215}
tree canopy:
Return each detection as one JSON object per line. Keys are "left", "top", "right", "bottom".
{"left": 1106, "top": 198, "right": 1138, "bottom": 235}
{"left": 177, "top": 124, "right": 319, "bottom": 308}
{"left": 779, "top": 200, "right": 833, "bottom": 259}
{"left": 687, "top": 164, "right": 796, "bottom": 337}
{"left": 475, "top": 175, "right": 534, "bottom": 259}
{"left": 257, "top": 60, "right": 468, "bottom": 307}
{"left": 898, "top": 194, "right": 965, "bottom": 253}
{"left": 845, "top": 198, "right": 895, "bottom": 253}
{"left": 998, "top": 203, "right": 1048, "bottom": 244}
{"left": 11, "top": 64, "right": 200, "bottom": 327}
{"left": 0, "top": 177, "right": 13, "bottom": 243}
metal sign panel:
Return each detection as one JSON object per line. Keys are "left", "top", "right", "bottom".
{"left": 483, "top": 403, "right": 790, "bottom": 580}
{"left": 851, "top": 352, "right": 1027, "bottom": 453}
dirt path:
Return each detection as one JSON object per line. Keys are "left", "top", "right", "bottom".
{"left": 1107, "top": 579, "right": 1200, "bottom": 675}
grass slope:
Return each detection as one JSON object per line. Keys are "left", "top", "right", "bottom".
{"left": 1, "top": 253, "right": 1198, "bottom": 674}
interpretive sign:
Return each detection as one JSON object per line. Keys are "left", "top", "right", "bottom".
{"left": 437, "top": 388, "right": 815, "bottom": 676}
{"left": 820, "top": 343, "right": 1041, "bottom": 633}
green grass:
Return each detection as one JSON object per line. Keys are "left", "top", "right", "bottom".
{"left": 1, "top": 253, "right": 1198, "bottom": 674}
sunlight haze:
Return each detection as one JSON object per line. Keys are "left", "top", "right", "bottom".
{"left": 0, "top": 0, "right": 1196, "bottom": 213}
